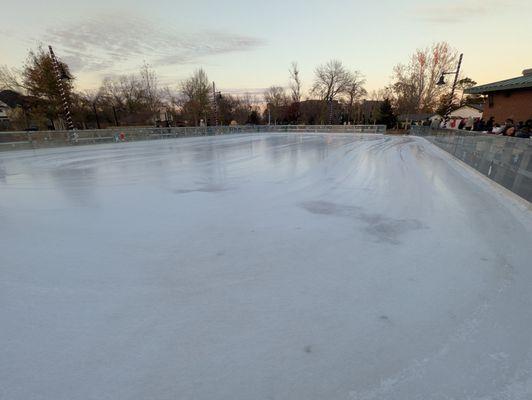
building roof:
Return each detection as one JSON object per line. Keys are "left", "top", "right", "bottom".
{"left": 451, "top": 104, "right": 483, "bottom": 112}
{"left": 0, "top": 90, "right": 44, "bottom": 110}
{"left": 398, "top": 113, "right": 440, "bottom": 121}
{"left": 468, "top": 103, "right": 484, "bottom": 111}
{"left": 0, "top": 90, "right": 25, "bottom": 108}
{"left": 465, "top": 70, "right": 532, "bottom": 94}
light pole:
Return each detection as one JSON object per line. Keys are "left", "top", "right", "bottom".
{"left": 437, "top": 53, "right": 463, "bottom": 117}
{"left": 212, "top": 82, "right": 222, "bottom": 126}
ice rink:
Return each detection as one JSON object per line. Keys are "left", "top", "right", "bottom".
{"left": 1, "top": 133, "right": 532, "bottom": 400}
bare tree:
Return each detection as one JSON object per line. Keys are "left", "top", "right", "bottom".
{"left": 97, "top": 64, "right": 163, "bottom": 126}
{"left": 289, "top": 62, "right": 302, "bottom": 103}
{"left": 74, "top": 89, "right": 103, "bottom": 129}
{"left": 264, "top": 86, "right": 288, "bottom": 124}
{"left": 368, "top": 87, "right": 394, "bottom": 102}
{"left": 0, "top": 66, "right": 25, "bottom": 92}
{"left": 160, "top": 86, "right": 181, "bottom": 123}
{"left": 311, "top": 60, "right": 352, "bottom": 102}
{"left": 391, "top": 42, "right": 457, "bottom": 114}
{"left": 311, "top": 60, "right": 354, "bottom": 124}
{"left": 180, "top": 68, "right": 211, "bottom": 126}
{"left": 345, "top": 71, "right": 367, "bottom": 124}
{"left": 139, "top": 62, "right": 161, "bottom": 115}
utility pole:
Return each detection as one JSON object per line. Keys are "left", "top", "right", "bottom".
{"left": 48, "top": 46, "right": 75, "bottom": 137}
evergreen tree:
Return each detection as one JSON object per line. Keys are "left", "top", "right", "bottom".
{"left": 377, "top": 98, "right": 397, "bottom": 128}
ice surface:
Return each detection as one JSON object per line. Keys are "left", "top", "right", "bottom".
{"left": 1, "top": 133, "right": 531, "bottom": 400}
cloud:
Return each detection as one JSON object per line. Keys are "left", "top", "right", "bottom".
{"left": 42, "top": 15, "right": 265, "bottom": 74}
{"left": 414, "top": 0, "right": 518, "bottom": 23}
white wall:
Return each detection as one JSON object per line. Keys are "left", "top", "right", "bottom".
{"left": 449, "top": 106, "right": 482, "bottom": 119}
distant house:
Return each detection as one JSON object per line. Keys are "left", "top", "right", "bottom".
{"left": 449, "top": 104, "right": 483, "bottom": 119}
{"left": 0, "top": 90, "right": 29, "bottom": 130}
{"left": 0, "top": 90, "right": 26, "bottom": 110}
{"left": 0, "top": 89, "right": 56, "bottom": 130}
{"left": 465, "top": 69, "right": 532, "bottom": 123}
{"left": 398, "top": 113, "right": 441, "bottom": 122}
{"left": 0, "top": 100, "right": 9, "bottom": 120}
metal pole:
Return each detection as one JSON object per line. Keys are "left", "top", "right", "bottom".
{"left": 446, "top": 53, "right": 463, "bottom": 116}
{"left": 212, "top": 81, "right": 218, "bottom": 126}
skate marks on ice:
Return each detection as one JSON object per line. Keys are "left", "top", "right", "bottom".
{"left": 299, "top": 200, "right": 424, "bottom": 244}
{"left": 173, "top": 183, "right": 234, "bottom": 194}
{"left": 347, "top": 258, "right": 526, "bottom": 400}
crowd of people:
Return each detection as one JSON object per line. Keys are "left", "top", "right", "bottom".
{"left": 431, "top": 116, "right": 532, "bottom": 138}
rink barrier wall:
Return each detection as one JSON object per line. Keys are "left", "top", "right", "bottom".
{"left": 411, "top": 126, "right": 532, "bottom": 202}
{"left": 0, "top": 125, "right": 386, "bottom": 151}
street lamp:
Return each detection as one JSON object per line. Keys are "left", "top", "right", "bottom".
{"left": 437, "top": 53, "right": 463, "bottom": 116}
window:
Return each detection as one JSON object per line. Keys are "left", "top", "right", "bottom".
{"left": 488, "top": 94, "right": 494, "bottom": 108}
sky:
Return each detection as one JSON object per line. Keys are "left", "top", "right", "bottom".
{"left": 1, "top": 0, "right": 531, "bottom": 96}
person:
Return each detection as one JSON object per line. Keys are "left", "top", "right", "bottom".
{"left": 474, "top": 118, "right": 485, "bottom": 132}
{"left": 502, "top": 119, "right": 515, "bottom": 136}
{"left": 486, "top": 117, "right": 495, "bottom": 132}
{"left": 465, "top": 116, "right": 474, "bottom": 131}
{"left": 448, "top": 118, "right": 460, "bottom": 129}
{"left": 492, "top": 123, "right": 503, "bottom": 134}
{"left": 515, "top": 119, "right": 532, "bottom": 138}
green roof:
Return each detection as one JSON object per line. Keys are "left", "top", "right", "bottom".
{"left": 465, "top": 73, "right": 532, "bottom": 94}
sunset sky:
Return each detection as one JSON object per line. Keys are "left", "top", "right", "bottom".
{"left": 1, "top": 0, "right": 531, "bottom": 95}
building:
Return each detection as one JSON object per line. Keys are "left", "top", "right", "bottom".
{"left": 465, "top": 69, "right": 532, "bottom": 123}
{"left": 449, "top": 104, "right": 483, "bottom": 119}
{"left": 0, "top": 100, "right": 10, "bottom": 130}
{"left": 0, "top": 100, "right": 9, "bottom": 120}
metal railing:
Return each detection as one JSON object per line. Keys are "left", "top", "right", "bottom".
{"left": 0, "top": 125, "right": 386, "bottom": 151}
